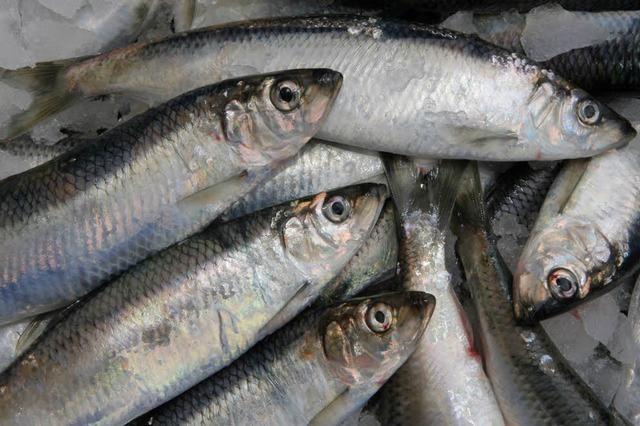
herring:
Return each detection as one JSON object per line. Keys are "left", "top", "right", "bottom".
{"left": 374, "top": 157, "right": 504, "bottom": 425}
{"left": 452, "top": 162, "right": 611, "bottom": 425}
{"left": 134, "top": 291, "right": 434, "bottom": 425}
{"left": 1, "top": 16, "right": 635, "bottom": 160}
{"left": 0, "top": 184, "right": 386, "bottom": 425}
{"left": 0, "top": 69, "right": 342, "bottom": 324}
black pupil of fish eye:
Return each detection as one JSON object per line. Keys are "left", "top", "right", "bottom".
{"left": 331, "top": 201, "right": 344, "bottom": 216}
{"left": 556, "top": 277, "right": 574, "bottom": 293}
{"left": 279, "top": 86, "right": 294, "bottom": 103}
{"left": 583, "top": 104, "right": 596, "bottom": 119}
{"left": 374, "top": 310, "right": 386, "bottom": 323}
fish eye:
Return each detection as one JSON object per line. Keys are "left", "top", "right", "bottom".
{"left": 547, "top": 268, "right": 579, "bottom": 300}
{"left": 365, "top": 302, "right": 394, "bottom": 333}
{"left": 322, "top": 196, "right": 351, "bottom": 223}
{"left": 577, "top": 100, "right": 601, "bottom": 125}
{"left": 271, "top": 80, "right": 301, "bottom": 112}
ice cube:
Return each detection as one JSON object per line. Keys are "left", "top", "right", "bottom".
{"left": 38, "top": 0, "right": 86, "bottom": 19}
{"left": 521, "top": 4, "right": 616, "bottom": 62}
{"left": 542, "top": 311, "right": 598, "bottom": 364}
{"left": 440, "top": 11, "right": 477, "bottom": 35}
{"left": 578, "top": 293, "right": 620, "bottom": 346}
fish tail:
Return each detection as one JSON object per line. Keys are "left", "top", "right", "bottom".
{"left": 383, "top": 154, "right": 468, "bottom": 231}
{"left": 1, "top": 58, "right": 83, "bottom": 139}
{"left": 453, "top": 161, "right": 488, "bottom": 232}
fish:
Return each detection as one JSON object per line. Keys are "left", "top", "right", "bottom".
{"left": 0, "top": 68, "right": 342, "bottom": 324}
{"left": 443, "top": 7, "right": 640, "bottom": 91}
{"left": 374, "top": 157, "right": 504, "bottom": 425}
{"left": 319, "top": 200, "right": 398, "bottom": 304}
{"left": 487, "top": 162, "right": 562, "bottom": 233}
{"left": 222, "top": 140, "right": 384, "bottom": 220}
{"left": 132, "top": 291, "right": 434, "bottom": 425}
{"left": 0, "top": 138, "right": 384, "bottom": 211}
{"left": 452, "top": 161, "right": 611, "bottom": 425}
{"left": 2, "top": 16, "right": 634, "bottom": 160}
{"left": 0, "top": 135, "right": 85, "bottom": 180}
{"left": 0, "top": 183, "right": 387, "bottom": 426}
{"left": 514, "top": 115, "right": 640, "bottom": 323}
{"left": 485, "top": 162, "right": 562, "bottom": 273}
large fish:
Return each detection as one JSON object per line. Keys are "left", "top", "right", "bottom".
{"left": 2, "top": 16, "right": 634, "bottom": 160}
{"left": 0, "top": 68, "right": 342, "bottom": 324}
{"left": 134, "top": 291, "right": 434, "bottom": 425}
{"left": 514, "top": 103, "right": 640, "bottom": 323}
{"left": 374, "top": 158, "right": 504, "bottom": 425}
{"left": 443, "top": 7, "right": 640, "bottom": 91}
{"left": 452, "top": 162, "right": 611, "bottom": 425}
{"left": 0, "top": 183, "right": 386, "bottom": 425}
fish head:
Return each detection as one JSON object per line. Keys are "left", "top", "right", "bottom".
{"left": 514, "top": 217, "right": 616, "bottom": 323}
{"left": 521, "top": 77, "right": 635, "bottom": 159}
{"left": 223, "top": 68, "right": 343, "bottom": 166}
{"left": 320, "top": 291, "right": 435, "bottom": 386}
{"left": 281, "top": 184, "right": 387, "bottom": 283}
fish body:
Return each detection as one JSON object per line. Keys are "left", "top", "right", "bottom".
{"left": 487, "top": 163, "right": 562, "bottom": 233}
{"left": 319, "top": 200, "right": 398, "bottom": 304}
{"left": 135, "top": 291, "right": 434, "bottom": 425}
{"left": 0, "top": 69, "right": 342, "bottom": 324}
{"left": 0, "top": 184, "right": 386, "bottom": 425}
{"left": 375, "top": 158, "right": 504, "bottom": 425}
{"left": 222, "top": 140, "right": 384, "bottom": 220}
{"left": 0, "top": 135, "right": 85, "bottom": 180}
{"left": 453, "top": 163, "right": 610, "bottom": 425}
{"left": 0, "top": 138, "right": 384, "bottom": 217}
{"left": 3, "top": 16, "right": 634, "bottom": 160}
{"left": 514, "top": 131, "right": 640, "bottom": 322}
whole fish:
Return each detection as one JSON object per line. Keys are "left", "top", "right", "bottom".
{"left": 0, "top": 68, "right": 342, "bottom": 324}
{"left": 514, "top": 111, "right": 640, "bottom": 323}
{"left": 222, "top": 140, "right": 384, "bottom": 220}
{"left": 452, "top": 162, "right": 611, "bottom": 425}
{"left": 134, "top": 291, "right": 434, "bottom": 425}
{"left": 374, "top": 158, "right": 504, "bottom": 425}
{"left": 2, "top": 16, "right": 634, "bottom": 160}
{"left": 319, "top": 200, "right": 398, "bottom": 304}
{"left": 0, "top": 183, "right": 386, "bottom": 425}
{"left": 444, "top": 7, "right": 640, "bottom": 91}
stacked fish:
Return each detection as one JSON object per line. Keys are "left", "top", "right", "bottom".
{"left": 1, "top": 1, "right": 640, "bottom": 425}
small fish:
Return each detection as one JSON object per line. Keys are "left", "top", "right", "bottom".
{"left": 514, "top": 118, "right": 640, "bottom": 322}
{"left": 374, "top": 157, "right": 504, "bottom": 425}
{"left": 132, "top": 291, "right": 434, "bottom": 425}
{"left": 0, "top": 183, "right": 387, "bottom": 425}
{"left": 1, "top": 16, "right": 634, "bottom": 160}
{"left": 0, "top": 68, "right": 342, "bottom": 324}
{"left": 452, "top": 162, "right": 611, "bottom": 425}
